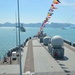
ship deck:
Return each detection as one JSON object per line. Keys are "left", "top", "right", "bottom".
{"left": 0, "top": 37, "right": 75, "bottom": 75}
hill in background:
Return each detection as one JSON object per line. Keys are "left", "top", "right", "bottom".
{"left": 0, "top": 22, "right": 75, "bottom": 28}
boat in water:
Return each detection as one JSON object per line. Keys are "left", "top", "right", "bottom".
{"left": 20, "top": 24, "right": 26, "bottom": 32}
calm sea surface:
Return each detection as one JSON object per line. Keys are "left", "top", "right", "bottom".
{"left": 0, "top": 27, "right": 75, "bottom": 58}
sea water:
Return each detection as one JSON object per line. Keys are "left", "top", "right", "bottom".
{"left": 0, "top": 27, "right": 75, "bottom": 58}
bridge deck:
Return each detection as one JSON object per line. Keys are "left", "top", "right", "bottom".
{"left": 0, "top": 38, "right": 75, "bottom": 75}
{"left": 23, "top": 38, "right": 67, "bottom": 75}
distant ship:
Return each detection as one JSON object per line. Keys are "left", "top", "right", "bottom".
{"left": 20, "top": 24, "right": 26, "bottom": 32}
{"left": 62, "top": 27, "right": 67, "bottom": 30}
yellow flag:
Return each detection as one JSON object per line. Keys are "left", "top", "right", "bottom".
{"left": 53, "top": 0, "right": 59, "bottom": 4}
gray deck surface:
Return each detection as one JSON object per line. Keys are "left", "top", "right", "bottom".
{"left": 0, "top": 38, "right": 75, "bottom": 75}
{"left": 24, "top": 40, "right": 34, "bottom": 73}
{"left": 32, "top": 38, "right": 67, "bottom": 75}
{"left": 57, "top": 43, "right": 75, "bottom": 75}
{"left": 0, "top": 65, "right": 19, "bottom": 75}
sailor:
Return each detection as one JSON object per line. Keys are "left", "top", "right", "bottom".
{"left": 3, "top": 56, "right": 8, "bottom": 63}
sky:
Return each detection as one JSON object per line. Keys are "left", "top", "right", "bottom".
{"left": 0, "top": 0, "right": 75, "bottom": 24}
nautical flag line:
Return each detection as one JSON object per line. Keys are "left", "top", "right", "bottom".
{"left": 39, "top": 0, "right": 61, "bottom": 31}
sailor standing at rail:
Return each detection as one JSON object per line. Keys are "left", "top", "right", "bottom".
{"left": 3, "top": 56, "right": 8, "bottom": 63}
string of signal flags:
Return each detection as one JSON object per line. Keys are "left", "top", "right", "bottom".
{"left": 40, "top": 0, "right": 61, "bottom": 31}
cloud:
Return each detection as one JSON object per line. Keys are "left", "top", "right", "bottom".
{"left": 60, "top": 0, "right": 75, "bottom": 6}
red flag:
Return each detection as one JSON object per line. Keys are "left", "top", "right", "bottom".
{"left": 50, "top": 4, "right": 57, "bottom": 9}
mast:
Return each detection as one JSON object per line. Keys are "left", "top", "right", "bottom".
{"left": 17, "top": 0, "right": 22, "bottom": 75}
{"left": 15, "top": 12, "right": 18, "bottom": 46}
